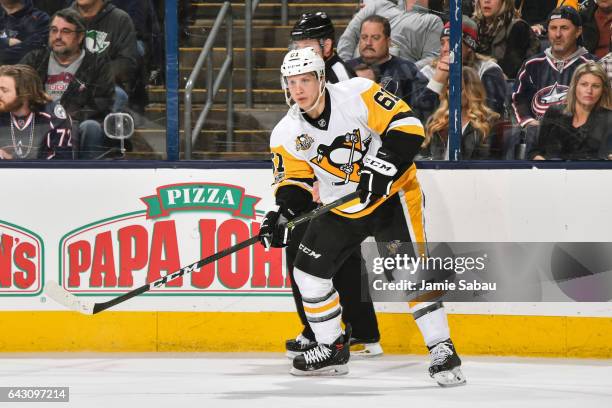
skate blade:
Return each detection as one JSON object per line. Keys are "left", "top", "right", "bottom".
{"left": 350, "top": 343, "right": 384, "bottom": 359}
{"left": 290, "top": 365, "right": 349, "bottom": 377}
{"left": 433, "top": 367, "right": 466, "bottom": 387}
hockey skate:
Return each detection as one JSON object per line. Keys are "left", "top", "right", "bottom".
{"left": 285, "top": 334, "right": 317, "bottom": 358}
{"left": 428, "top": 339, "right": 466, "bottom": 387}
{"left": 290, "top": 325, "right": 351, "bottom": 376}
{"left": 349, "top": 337, "right": 383, "bottom": 358}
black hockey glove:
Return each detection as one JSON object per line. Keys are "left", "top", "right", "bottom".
{"left": 259, "top": 209, "right": 291, "bottom": 248}
{"left": 358, "top": 148, "right": 399, "bottom": 204}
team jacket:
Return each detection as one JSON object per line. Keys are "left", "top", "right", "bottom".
{"left": 512, "top": 47, "right": 596, "bottom": 126}
{"left": 0, "top": 0, "right": 49, "bottom": 65}
{"left": 270, "top": 77, "right": 425, "bottom": 219}
{"left": 0, "top": 101, "right": 74, "bottom": 160}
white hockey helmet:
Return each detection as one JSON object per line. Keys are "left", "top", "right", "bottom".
{"left": 280, "top": 47, "right": 325, "bottom": 82}
{"left": 280, "top": 47, "right": 326, "bottom": 114}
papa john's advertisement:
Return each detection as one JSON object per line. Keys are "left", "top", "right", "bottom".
{"left": 0, "top": 168, "right": 296, "bottom": 311}
{"left": 2, "top": 167, "right": 612, "bottom": 317}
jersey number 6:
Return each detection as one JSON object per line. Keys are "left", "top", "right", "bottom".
{"left": 373, "top": 90, "right": 399, "bottom": 111}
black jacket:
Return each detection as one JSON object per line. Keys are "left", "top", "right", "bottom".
{"left": 71, "top": 0, "right": 138, "bottom": 87}
{"left": 476, "top": 18, "right": 540, "bottom": 79}
{"left": 325, "top": 53, "right": 356, "bottom": 84}
{"left": 423, "top": 122, "right": 494, "bottom": 160}
{"left": 347, "top": 55, "right": 433, "bottom": 122}
{"left": 0, "top": 0, "right": 49, "bottom": 64}
{"left": 514, "top": 0, "right": 557, "bottom": 26}
{"left": 580, "top": 2, "right": 610, "bottom": 58}
{"left": 529, "top": 105, "right": 612, "bottom": 160}
{"left": 20, "top": 47, "right": 114, "bottom": 123}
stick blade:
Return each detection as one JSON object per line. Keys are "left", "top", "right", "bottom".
{"left": 44, "top": 281, "right": 94, "bottom": 315}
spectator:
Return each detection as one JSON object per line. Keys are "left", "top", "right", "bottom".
{"left": 353, "top": 62, "right": 379, "bottom": 81}
{"left": 36, "top": 0, "right": 70, "bottom": 16}
{"left": 421, "top": 17, "right": 508, "bottom": 116}
{"left": 0, "top": 64, "right": 74, "bottom": 160}
{"left": 530, "top": 61, "right": 612, "bottom": 160}
{"left": 514, "top": 0, "right": 557, "bottom": 37}
{"left": 422, "top": 66, "right": 501, "bottom": 159}
{"left": 580, "top": 0, "right": 612, "bottom": 58}
{"left": 72, "top": 0, "right": 138, "bottom": 113}
{"left": 110, "top": 0, "right": 163, "bottom": 108}
{"left": 290, "top": 12, "right": 356, "bottom": 83}
{"left": 110, "top": 0, "right": 146, "bottom": 43}
{"left": 345, "top": 14, "right": 432, "bottom": 120}
{"left": 338, "top": 0, "right": 443, "bottom": 68}
{"left": 473, "top": 0, "right": 540, "bottom": 79}
{"left": 21, "top": 8, "right": 115, "bottom": 159}
{"left": 441, "top": 0, "right": 475, "bottom": 22}
{"left": 0, "top": 0, "right": 49, "bottom": 64}
{"left": 109, "top": 0, "right": 162, "bottom": 75}
{"left": 600, "top": 26, "right": 612, "bottom": 84}
{"left": 512, "top": 6, "right": 597, "bottom": 129}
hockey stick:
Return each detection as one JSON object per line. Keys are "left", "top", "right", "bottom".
{"left": 45, "top": 190, "right": 361, "bottom": 315}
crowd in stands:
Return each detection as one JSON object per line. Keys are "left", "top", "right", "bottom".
{"left": 0, "top": 0, "right": 610, "bottom": 161}
{"left": 332, "top": 0, "right": 611, "bottom": 161}
{"left": 0, "top": 0, "right": 164, "bottom": 160}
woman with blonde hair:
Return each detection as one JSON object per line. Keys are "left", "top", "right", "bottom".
{"left": 420, "top": 17, "right": 508, "bottom": 116}
{"left": 530, "top": 61, "right": 612, "bottom": 160}
{"left": 422, "top": 66, "right": 501, "bottom": 159}
{"left": 473, "top": 0, "right": 540, "bottom": 79}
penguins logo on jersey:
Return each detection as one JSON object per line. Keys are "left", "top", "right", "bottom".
{"left": 295, "top": 134, "right": 314, "bottom": 151}
{"left": 310, "top": 128, "right": 371, "bottom": 185}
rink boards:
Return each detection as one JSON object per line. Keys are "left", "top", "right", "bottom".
{"left": 0, "top": 166, "right": 611, "bottom": 356}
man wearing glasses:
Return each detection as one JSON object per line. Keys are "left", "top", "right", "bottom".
{"left": 21, "top": 8, "right": 114, "bottom": 159}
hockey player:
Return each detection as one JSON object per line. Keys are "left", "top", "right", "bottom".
{"left": 0, "top": 64, "right": 74, "bottom": 160}
{"left": 286, "top": 11, "right": 383, "bottom": 359}
{"left": 259, "top": 47, "right": 465, "bottom": 386}
{"left": 290, "top": 12, "right": 356, "bottom": 83}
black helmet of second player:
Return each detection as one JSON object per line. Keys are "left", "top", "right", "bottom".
{"left": 290, "top": 12, "right": 335, "bottom": 41}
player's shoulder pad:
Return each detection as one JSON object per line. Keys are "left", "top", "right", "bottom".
{"left": 330, "top": 76, "right": 375, "bottom": 94}
{"left": 327, "top": 77, "right": 376, "bottom": 105}
{"left": 270, "top": 113, "right": 301, "bottom": 148}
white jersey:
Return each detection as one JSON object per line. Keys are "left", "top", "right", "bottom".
{"left": 270, "top": 77, "right": 425, "bottom": 218}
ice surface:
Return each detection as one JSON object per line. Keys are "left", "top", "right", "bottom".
{"left": 0, "top": 353, "right": 610, "bottom": 408}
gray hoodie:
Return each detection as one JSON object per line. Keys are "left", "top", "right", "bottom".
{"left": 337, "top": 0, "right": 442, "bottom": 67}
